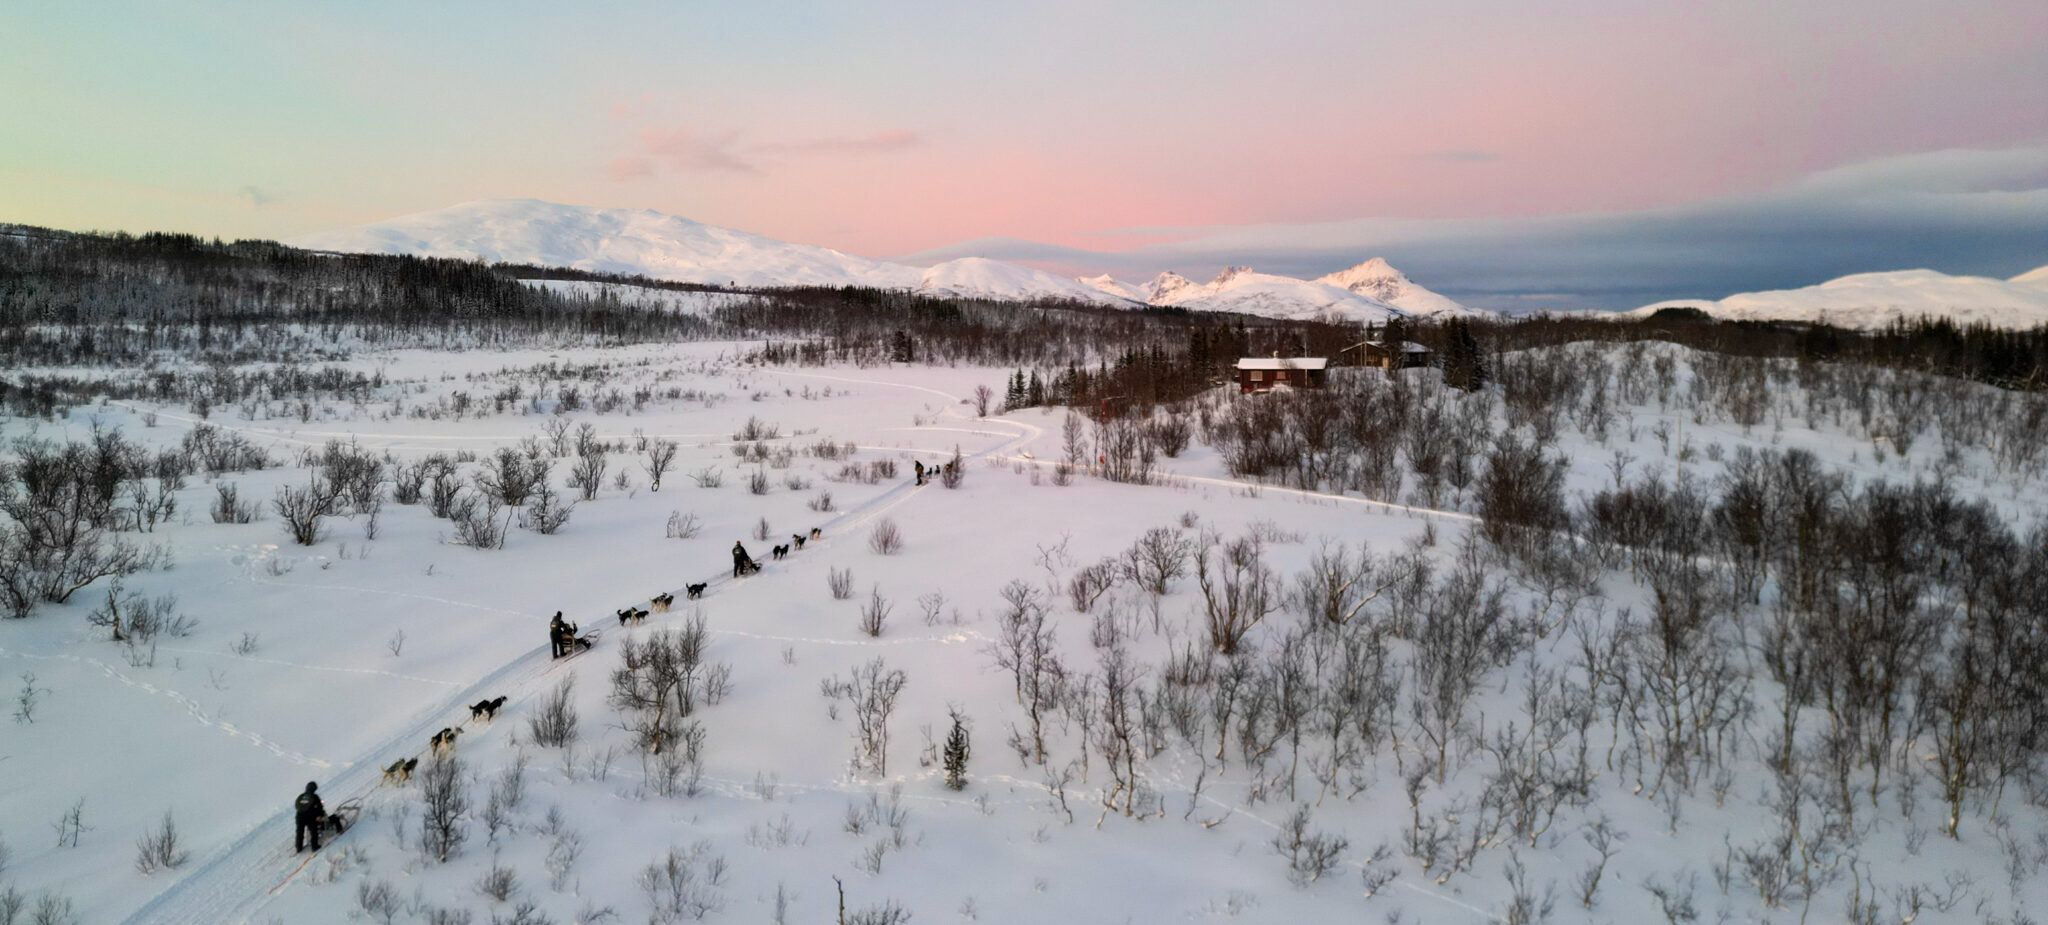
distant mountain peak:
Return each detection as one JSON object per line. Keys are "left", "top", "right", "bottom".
{"left": 1314, "top": 257, "right": 1472, "bottom": 317}
{"left": 1213, "top": 265, "right": 1255, "bottom": 285}
{"left": 1145, "top": 271, "right": 1195, "bottom": 301}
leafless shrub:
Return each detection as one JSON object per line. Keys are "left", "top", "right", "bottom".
{"left": 519, "top": 481, "right": 574, "bottom": 535}
{"left": 645, "top": 439, "right": 679, "bottom": 491}
{"left": 733, "top": 416, "right": 780, "bottom": 441}
{"left": 808, "top": 490, "right": 834, "bottom": 512}
{"left": 867, "top": 519, "right": 903, "bottom": 555}
{"left": 477, "top": 448, "right": 548, "bottom": 507}
{"left": 133, "top": 811, "right": 189, "bottom": 874}
{"left": 1124, "top": 526, "right": 1192, "bottom": 595}
{"left": 746, "top": 469, "right": 770, "bottom": 495}
{"left": 529, "top": 677, "right": 579, "bottom": 748}
{"left": 476, "top": 863, "right": 518, "bottom": 902}
{"left": 210, "top": 483, "right": 259, "bottom": 523}
{"left": 821, "top": 658, "right": 908, "bottom": 775}
{"left": 640, "top": 841, "right": 727, "bottom": 923}
{"left": 569, "top": 445, "right": 608, "bottom": 502}
{"left": 1272, "top": 803, "right": 1347, "bottom": 885}
{"left": 688, "top": 466, "right": 723, "bottom": 489}
{"left": 273, "top": 478, "right": 343, "bottom": 545}
{"left": 858, "top": 587, "right": 892, "bottom": 638}
{"left": 1194, "top": 531, "right": 1280, "bottom": 655}
{"left": 1067, "top": 558, "right": 1119, "bottom": 613}
{"left": 417, "top": 754, "right": 469, "bottom": 863}
{"left": 356, "top": 878, "right": 403, "bottom": 925}
{"left": 828, "top": 568, "right": 855, "bottom": 600}
{"left": 450, "top": 494, "right": 508, "bottom": 549}
{"left": 988, "top": 580, "right": 1062, "bottom": 765}
{"left": 665, "top": 511, "right": 702, "bottom": 539}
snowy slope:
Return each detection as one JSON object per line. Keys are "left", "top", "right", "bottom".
{"left": 1149, "top": 265, "right": 1407, "bottom": 322}
{"left": 1627, "top": 265, "right": 2048, "bottom": 328}
{"left": 1076, "top": 273, "right": 1150, "bottom": 303}
{"left": 1313, "top": 257, "right": 1477, "bottom": 317}
{"left": 1144, "top": 271, "right": 1198, "bottom": 302}
{"left": 917, "top": 257, "right": 1137, "bottom": 305}
{"left": 294, "top": 199, "right": 925, "bottom": 290}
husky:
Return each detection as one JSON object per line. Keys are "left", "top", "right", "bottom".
{"left": 617, "top": 607, "right": 648, "bottom": 626}
{"left": 791, "top": 534, "right": 806, "bottom": 550}
{"left": 651, "top": 592, "right": 675, "bottom": 612}
{"left": 430, "top": 727, "right": 463, "bottom": 755}
{"left": 771, "top": 544, "right": 788, "bottom": 560}
{"left": 469, "top": 696, "right": 508, "bottom": 722}
{"left": 382, "top": 757, "right": 419, "bottom": 785}
{"left": 810, "top": 527, "right": 823, "bottom": 539}
{"left": 686, "top": 583, "right": 707, "bottom": 599}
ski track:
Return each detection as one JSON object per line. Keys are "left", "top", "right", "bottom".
{"left": 120, "top": 377, "right": 1041, "bottom": 924}
{"left": 0, "top": 646, "right": 333, "bottom": 768}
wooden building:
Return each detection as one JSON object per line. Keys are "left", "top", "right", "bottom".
{"left": 1234, "top": 356, "right": 1328, "bottom": 392}
{"left": 1349, "top": 340, "right": 1433, "bottom": 370}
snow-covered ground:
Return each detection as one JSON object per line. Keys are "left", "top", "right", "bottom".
{"left": 4, "top": 341, "right": 2046, "bottom": 925}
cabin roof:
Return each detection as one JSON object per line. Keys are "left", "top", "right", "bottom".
{"left": 1235, "top": 357, "right": 1328, "bottom": 371}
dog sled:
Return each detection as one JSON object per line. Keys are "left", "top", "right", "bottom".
{"left": 543, "top": 629, "right": 600, "bottom": 674}
{"left": 323, "top": 797, "right": 362, "bottom": 838}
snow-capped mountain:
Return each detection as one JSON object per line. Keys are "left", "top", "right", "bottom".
{"left": 1314, "top": 257, "right": 1473, "bottom": 317}
{"left": 1143, "top": 271, "right": 1198, "bottom": 303}
{"left": 1627, "top": 264, "right": 2048, "bottom": 329}
{"left": 917, "top": 258, "right": 1135, "bottom": 305}
{"left": 1145, "top": 265, "right": 1406, "bottom": 322}
{"left": 296, "top": 200, "right": 1472, "bottom": 322}
{"left": 293, "top": 199, "right": 925, "bottom": 290}
{"left": 1077, "top": 273, "right": 1150, "bottom": 303}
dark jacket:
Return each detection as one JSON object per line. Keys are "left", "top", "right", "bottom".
{"left": 295, "top": 790, "right": 325, "bottom": 821}
{"left": 732, "top": 543, "right": 752, "bottom": 564}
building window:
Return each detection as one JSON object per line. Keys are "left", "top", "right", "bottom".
{"left": 1249, "top": 370, "right": 1263, "bottom": 382}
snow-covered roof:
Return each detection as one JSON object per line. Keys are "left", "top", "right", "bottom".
{"left": 1235, "top": 357, "right": 1328, "bottom": 370}
{"left": 1364, "top": 340, "right": 1431, "bottom": 353}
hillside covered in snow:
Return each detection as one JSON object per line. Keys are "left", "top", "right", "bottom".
{"left": 1627, "top": 264, "right": 2048, "bottom": 329}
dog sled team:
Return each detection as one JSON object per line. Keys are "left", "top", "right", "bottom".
{"left": 913, "top": 458, "right": 960, "bottom": 486}
{"left": 301, "top": 523, "right": 836, "bottom": 854}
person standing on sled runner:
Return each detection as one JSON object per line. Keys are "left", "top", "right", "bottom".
{"left": 732, "top": 540, "right": 757, "bottom": 577}
{"left": 294, "top": 781, "right": 326, "bottom": 852}
{"left": 913, "top": 460, "right": 925, "bottom": 485}
{"left": 549, "top": 611, "right": 576, "bottom": 659}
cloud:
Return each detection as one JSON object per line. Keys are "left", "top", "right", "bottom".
{"left": 238, "top": 185, "right": 272, "bottom": 207}
{"left": 1423, "top": 150, "right": 1500, "bottom": 163}
{"left": 917, "top": 146, "right": 2048, "bottom": 312}
{"left": 607, "top": 156, "right": 655, "bottom": 181}
{"left": 615, "top": 125, "right": 921, "bottom": 179}
{"left": 639, "top": 125, "right": 756, "bottom": 173}
{"left": 758, "top": 129, "right": 922, "bottom": 156}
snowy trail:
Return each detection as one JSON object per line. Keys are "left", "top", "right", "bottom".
{"left": 989, "top": 451, "right": 1479, "bottom": 524}
{"left": 118, "top": 373, "right": 1039, "bottom": 924}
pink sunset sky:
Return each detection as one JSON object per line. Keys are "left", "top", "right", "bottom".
{"left": 3, "top": 0, "right": 2046, "bottom": 306}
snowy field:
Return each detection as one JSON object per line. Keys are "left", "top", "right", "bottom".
{"left": 3, "top": 340, "right": 2047, "bottom": 925}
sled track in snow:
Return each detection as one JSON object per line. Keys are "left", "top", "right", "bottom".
{"left": 120, "top": 395, "right": 1033, "bottom": 924}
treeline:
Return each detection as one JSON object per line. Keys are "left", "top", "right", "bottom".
{"left": 1472, "top": 312, "right": 2048, "bottom": 393}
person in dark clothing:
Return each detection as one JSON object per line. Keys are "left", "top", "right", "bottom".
{"left": 913, "top": 460, "right": 925, "bottom": 485}
{"left": 732, "top": 540, "right": 757, "bottom": 577}
{"left": 294, "top": 781, "right": 326, "bottom": 852}
{"left": 549, "top": 611, "right": 570, "bottom": 658}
